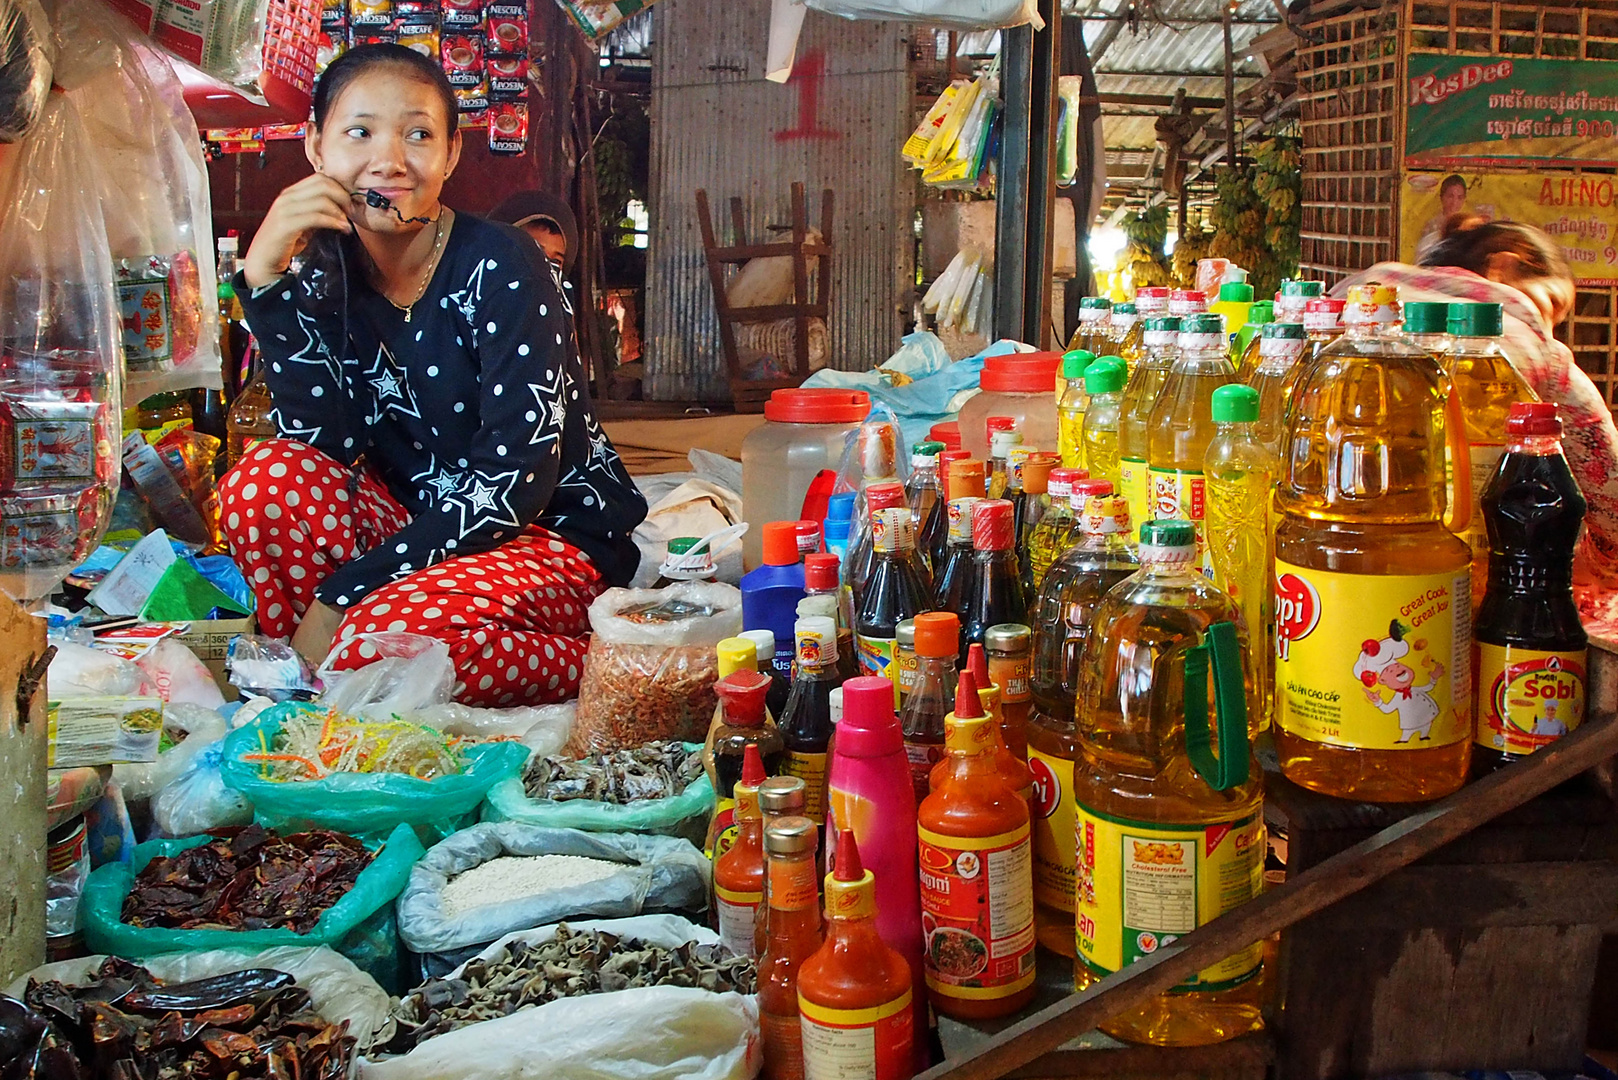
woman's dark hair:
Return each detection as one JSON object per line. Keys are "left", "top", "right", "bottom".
{"left": 312, "top": 43, "right": 457, "bottom": 133}
{"left": 1420, "top": 213, "right": 1572, "bottom": 285}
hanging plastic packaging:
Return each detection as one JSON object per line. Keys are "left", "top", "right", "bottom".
{"left": 810, "top": 0, "right": 1040, "bottom": 32}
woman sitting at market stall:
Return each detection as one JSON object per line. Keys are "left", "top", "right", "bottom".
{"left": 219, "top": 44, "right": 646, "bottom": 705}
{"left": 1336, "top": 214, "right": 1618, "bottom": 626}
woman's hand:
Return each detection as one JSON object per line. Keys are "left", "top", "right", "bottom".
{"left": 242, "top": 174, "right": 356, "bottom": 288}
{"left": 290, "top": 598, "right": 345, "bottom": 667}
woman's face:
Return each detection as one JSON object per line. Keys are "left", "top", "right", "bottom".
{"left": 307, "top": 67, "right": 461, "bottom": 234}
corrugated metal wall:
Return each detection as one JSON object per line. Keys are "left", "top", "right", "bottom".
{"left": 645, "top": 1, "right": 915, "bottom": 400}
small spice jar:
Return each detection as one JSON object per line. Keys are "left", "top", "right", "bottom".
{"left": 985, "top": 623, "right": 1033, "bottom": 758}
{"left": 895, "top": 618, "right": 918, "bottom": 708}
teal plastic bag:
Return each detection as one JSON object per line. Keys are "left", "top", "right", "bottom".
{"left": 80, "top": 822, "right": 425, "bottom": 967}
{"left": 481, "top": 742, "right": 715, "bottom": 841}
{"left": 220, "top": 702, "right": 528, "bottom": 840}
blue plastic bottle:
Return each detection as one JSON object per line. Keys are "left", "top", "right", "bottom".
{"left": 824, "top": 491, "right": 856, "bottom": 564}
{"left": 741, "top": 520, "right": 808, "bottom": 689}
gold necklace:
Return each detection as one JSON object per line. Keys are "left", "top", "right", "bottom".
{"left": 385, "top": 210, "right": 447, "bottom": 323}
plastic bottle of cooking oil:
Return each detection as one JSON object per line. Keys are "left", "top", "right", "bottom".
{"left": 1437, "top": 301, "right": 1537, "bottom": 611}
{"left": 1067, "top": 297, "right": 1113, "bottom": 355}
{"left": 1080, "top": 359, "right": 1126, "bottom": 492}
{"left": 1147, "top": 314, "right": 1238, "bottom": 571}
{"left": 1204, "top": 385, "right": 1276, "bottom": 736}
{"left": 1118, "top": 316, "right": 1180, "bottom": 536}
{"left": 1246, "top": 321, "right": 1308, "bottom": 457}
{"left": 1058, "top": 351, "right": 1095, "bottom": 470}
{"left": 1108, "top": 303, "right": 1139, "bottom": 371}
{"left": 1401, "top": 301, "right": 1452, "bottom": 358}
{"left": 1273, "top": 284, "right": 1475, "bottom": 803}
{"left": 1072, "top": 520, "right": 1265, "bottom": 1046}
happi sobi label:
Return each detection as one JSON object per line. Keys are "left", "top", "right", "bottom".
{"left": 1274, "top": 562, "right": 1472, "bottom": 749}
{"left": 1075, "top": 807, "right": 1264, "bottom": 989}
{"left": 1474, "top": 644, "right": 1586, "bottom": 756}
{"left": 918, "top": 823, "right": 1036, "bottom": 1001}
{"left": 799, "top": 991, "right": 914, "bottom": 1080}
{"left": 1027, "top": 747, "right": 1075, "bottom": 912}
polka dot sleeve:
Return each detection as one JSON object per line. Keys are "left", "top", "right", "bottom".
{"left": 313, "top": 237, "right": 571, "bottom": 609}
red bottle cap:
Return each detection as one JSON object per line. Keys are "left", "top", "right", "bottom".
{"left": 792, "top": 519, "right": 823, "bottom": 554}
{"left": 764, "top": 388, "right": 871, "bottom": 424}
{"left": 913, "top": 611, "right": 961, "bottom": 658}
{"left": 1049, "top": 467, "right": 1089, "bottom": 489}
{"left": 985, "top": 416, "right": 1017, "bottom": 436}
{"left": 1506, "top": 400, "right": 1561, "bottom": 436}
{"left": 971, "top": 499, "right": 1016, "bottom": 551}
{"left": 980, "top": 352, "right": 1062, "bottom": 393}
{"left": 967, "top": 643, "right": 990, "bottom": 690}
{"left": 714, "top": 670, "right": 772, "bottom": 727}
{"left": 929, "top": 421, "right": 962, "bottom": 451}
{"left": 954, "top": 669, "right": 985, "bottom": 719}
{"left": 1070, "top": 477, "right": 1115, "bottom": 511}
{"left": 866, "top": 481, "right": 907, "bottom": 512}
{"left": 742, "top": 743, "right": 768, "bottom": 787}
{"left": 834, "top": 828, "right": 864, "bottom": 881}
{"left": 760, "top": 521, "right": 801, "bottom": 566}
{"left": 804, "top": 552, "right": 840, "bottom": 591}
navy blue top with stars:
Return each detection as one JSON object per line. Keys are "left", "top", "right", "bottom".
{"left": 236, "top": 212, "right": 646, "bottom": 609}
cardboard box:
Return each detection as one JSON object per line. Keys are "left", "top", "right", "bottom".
{"left": 169, "top": 616, "right": 256, "bottom": 694}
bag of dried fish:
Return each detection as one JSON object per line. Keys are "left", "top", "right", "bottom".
{"left": 482, "top": 741, "right": 713, "bottom": 840}
{"left": 79, "top": 822, "right": 425, "bottom": 977}
{"left": 5, "top": 946, "right": 394, "bottom": 1052}
{"left": 396, "top": 822, "right": 711, "bottom": 976}
{"left": 568, "top": 581, "right": 742, "bottom": 757}
{"left": 362, "top": 916, "right": 759, "bottom": 1080}
{"left": 221, "top": 703, "right": 527, "bottom": 840}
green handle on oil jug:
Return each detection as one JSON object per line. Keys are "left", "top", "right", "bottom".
{"left": 1183, "top": 621, "right": 1249, "bottom": 791}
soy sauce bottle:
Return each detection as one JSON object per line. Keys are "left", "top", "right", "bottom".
{"left": 779, "top": 616, "right": 846, "bottom": 828}
{"left": 856, "top": 507, "right": 934, "bottom": 702}
{"left": 1471, "top": 402, "right": 1588, "bottom": 775}
{"left": 961, "top": 500, "right": 1027, "bottom": 665}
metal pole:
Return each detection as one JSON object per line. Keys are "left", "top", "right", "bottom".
{"left": 1222, "top": 2, "right": 1237, "bottom": 166}
{"left": 1023, "top": 0, "right": 1060, "bottom": 347}
{"left": 994, "top": 27, "right": 1033, "bottom": 342}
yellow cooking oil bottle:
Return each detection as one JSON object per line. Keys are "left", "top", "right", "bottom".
{"left": 1073, "top": 519, "right": 1265, "bottom": 1046}
{"left": 1118, "top": 316, "right": 1181, "bottom": 537}
{"left": 1245, "top": 321, "right": 1309, "bottom": 457}
{"left": 1204, "top": 385, "right": 1276, "bottom": 736}
{"left": 1067, "top": 296, "right": 1114, "bottom": 355}
{"left": 1147, "top": 313, "right": 1238, "bottom": 572}
{"left": 1058, "top": 351, "right": 1096, "bottom": 470}
{"left": 1080, "top": 358, "right": 1127, "bottom": 492}
{"left": 1273, "top": 284, "right": 1475, "bottom": 803}
{"left": 1435, "top": 301, "right": 1537, "bottom": 610}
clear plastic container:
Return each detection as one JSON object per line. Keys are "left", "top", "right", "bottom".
{"left": 959, "top": 352, "right": 1062, "bottom": 461}
{"left": 741, "top": 389, "right": 870, "bottom": 569}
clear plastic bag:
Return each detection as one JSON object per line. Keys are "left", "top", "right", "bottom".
{"left": 227, "top": 635, "right": 320, "bottom": 701}
{"left": 395, "top": 822, "right": 712, "bottom": 974}
{"left": 359, "top": 916, "right": 759, "bottom": 1080}
{"left": 112, "top": 701, "right": 227, "bottom": 801}
{"left": 151, "top": 738, "right": 255, "bottom": 836}
{"left": 569, "top": 581, "right": 742, "bottom": 756}
{"left": 135, "top": 638, "right": 228, "bottom": 709}
{"left": 414, "top": 701, "right": 574, "bottom": 756}
{"left": 319, "top": 634, "right": 456, "bottom": 720}
{"left": 47, "top": 641, "right": 152, "bottom": 697}
{"left": 0, "top": 0, "right": 51, "bottom": 144}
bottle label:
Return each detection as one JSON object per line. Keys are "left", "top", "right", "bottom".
{"left": 705, "top": 798, "right": 737, "bottom": 859}
{"left": 1473, "top": 643, "right": 1585, "bottom": 756}
{"left": 783, "top": 751, "right": 830, "bottom": 820}
{"left": 857, "top": 634, "right": 897, "bottom": 685}
{"left": 1118, "top": 458, "right": 1149, "bottom": 544}
{"left": 988, "top": 655, "right": 1031, "bottom": 703}
{"left": 1259, "top": 337, "right": 1306, "bottom": 363}
{"left": 799, "top": 990, "right": 914, "bottom": 1080}
{"left": 1026, "top": 747, "right": 1075, "bottom": 912}
{"left": 715, "top": 885, "right": 761, "bottom": 958}
{"left": 896, "top": 649, "right": 919, "bottom": 706}
{"left": 903, "top": 740, "right": 942, "bottom": 802}
{"left": 1148, "top": 467, "right": 1206, "bottom": 547}
{"left": 1274, "top": 562, "right": 1472, "bottom": 750}
{"left": 1076, "top": 807, "right": 1263, "bottom": 989}
{"left": 770, "top": 854, "right": 822, "bottom": 912}
{"left": 760, "top": 1011, "right": 806, "bottom": 1080}
{"left": 918, "top": 823, "right": 1036, "bottom": 1000}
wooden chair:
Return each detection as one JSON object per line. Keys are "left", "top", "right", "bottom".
{"left": 695, "top": 182, "right": 834, "bottom": 413}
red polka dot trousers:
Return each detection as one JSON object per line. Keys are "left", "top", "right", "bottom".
{"left": 220, "top": 439, "right": 606, "bottom": 706}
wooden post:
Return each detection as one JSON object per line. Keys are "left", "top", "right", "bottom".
{"left": 0, "top": 595, "right": 47, "bottom": 984}
{"left": 1223, "top": 1, "right": 1238, "bottom": 166}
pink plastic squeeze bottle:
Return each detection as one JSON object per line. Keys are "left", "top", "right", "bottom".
{"left": 826, "top": 675, "right": 927, "bottom": 1069}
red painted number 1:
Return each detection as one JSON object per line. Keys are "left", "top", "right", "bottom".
{"left": 775, "top": 49, "right": 842, "bottom": 142}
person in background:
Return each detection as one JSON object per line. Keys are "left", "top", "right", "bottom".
{"left": 1414, "top": 174, "right": 1470, "bottom": 261}
{"left": 1336, "top": 214, "right": 1618, "bottom": 628}
{"left": 491, "top": 189, "right": 580, "bottom": 274}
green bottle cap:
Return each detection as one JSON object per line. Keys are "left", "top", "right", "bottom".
{"left": 666, "top": 536, "right": 701, "bottom": 555}
{"left": 1084, "top": 359, "right": 1126, "bottom": 393}
{"left": 1279, "top": 279, "right": 1324, "bottom": 299}
{"left": 1143, "top": 316, "right": 1182, "bottom": 333}
{"left": 1113, "top": 302, "right": 1137, "bottom": 315}
{"left": 912, "top": 440, "right": 946, "bottom": 457}
{"left": 1447, "top": 301, "right": 1504, "bottom": 337}
{"left": 1245, "top": 300, "right": 1275, "bottom": 326}
{"left": 1402, "top": 301, "right": 1450, "bottom": 334}
{"left": 1080, "top": 296, "right": 1113, "bottom": 310}
{"left": 1262, "top": 321, "right": 1307, "bottom": 340}
{"left": 1211, "top": 384, "right": 1260, "bottom": 423}
{"left": 1181, "top": 313, "right": 1226, "bottom": 336}
{"left": 1062, "top": 350, "right": 1096, "bottom": 377}
{"left": 1140, "top": 519, "right": 1196, "bottom": 548}
{"left": 1217, "top": 282, "right": 1254, "bottom": 303}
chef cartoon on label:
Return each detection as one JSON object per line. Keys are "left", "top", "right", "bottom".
{"left": 1353, "top": 620, "right": 1445, "bottom": 743}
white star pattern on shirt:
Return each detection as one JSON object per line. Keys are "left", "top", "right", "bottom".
{"left": 268, "top": 407, "right": 322, "bottom": 448}
{"left": 547, "top": 261, "right": 574, "bottom": 317}
{"left": 364, "top": 343, "right": 421, "bottom": 423}
{"left": 527, "top": 375, "right": 565, "bottom": 449}
{"left": 444, "top": 468, "right": 521, "bottom": 535}
{"left": 284, "top": 309, "right": 344, "bottom": 386}
{"left": 557, "top": 464, "right": 603, "bottom": 509}
{"left": 409, "top": 456, "right": 463, "bottom": 504}
{"left": 446, "top": 259, "right": 489, "bottom": 328}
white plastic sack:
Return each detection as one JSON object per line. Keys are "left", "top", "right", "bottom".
{"left": 319, "top": 634, "right": 455, "bottom": 720}
{"left": 48, "top": 641, "right": 153, "bottom": 697}
{"left": 805, "top": 0, "right": 1040, "bottom": 29}
{"left": 151, "top": 738, "right": 255, "bottom": 836}
{"left": 361, "top": 916, "right": 758, "bottom": 1080}
{"left": 396, "top": 822, "right": 711, "bottom": 968}
{"left": 9, "top": 945, "right": 394, "bottom": 1049}
{"left": 112, "top": 701, "right": 226, "bottom": 801}
{"left": 136, "top": 639, "right": 227, "bottom": 709}
{"left": 412, "top": 701, "right": 574, "bottom": 758}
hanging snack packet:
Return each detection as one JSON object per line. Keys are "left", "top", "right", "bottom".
{"left": 442, "top": 0, "right": 484, "bottom": 28}
{"left": 487, "top": 102, "right": 528, "bottom": 155}
{"left": 485, "top": 3, "right": 527, "bottom": 55}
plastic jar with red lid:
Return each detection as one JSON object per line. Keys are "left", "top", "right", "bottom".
{"left": 742, "top": 388, "right": 871, "bottom": 569}
{"left": 957, "top": 352, "right": 1061, "bottom": 461}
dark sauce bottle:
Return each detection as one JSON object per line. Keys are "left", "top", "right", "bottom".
{"left": 855, "top": 507, "right": 934, "bottom": 691}
{"left": 961, "top": 499, "right": 1027, "bottom": 665}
